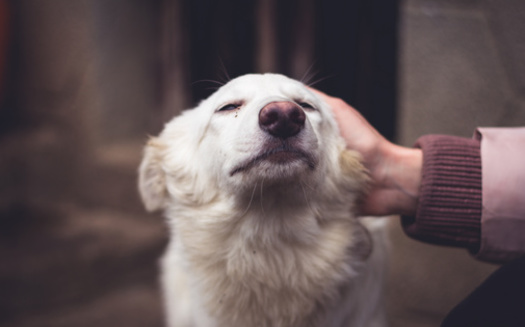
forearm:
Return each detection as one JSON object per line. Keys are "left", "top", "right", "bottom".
{"left": 375, "top": 143, "right": 422, "bottom": 216}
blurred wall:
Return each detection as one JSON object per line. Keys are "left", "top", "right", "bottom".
{"left": 0, "top": 1, "right": 166, "bottom": 327}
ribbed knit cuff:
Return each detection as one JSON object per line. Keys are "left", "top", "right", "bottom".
{"left": 401, "top": 135, "right": 482, "bottom": 251}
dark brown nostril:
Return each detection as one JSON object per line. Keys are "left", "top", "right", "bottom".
{"left": 259, "top": 101, "right": 305, "bottom": 138}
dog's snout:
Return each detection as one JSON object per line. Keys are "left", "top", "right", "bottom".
{"left": 259, "top": 101, "right": 305, "bottom": 138}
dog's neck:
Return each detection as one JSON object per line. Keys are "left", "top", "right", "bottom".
{"left": 168, "top": 181, "right": 369, "bottom": 327}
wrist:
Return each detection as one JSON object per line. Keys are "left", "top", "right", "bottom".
{"left": 378, "top": 142, "right": 422, "bottom": 215}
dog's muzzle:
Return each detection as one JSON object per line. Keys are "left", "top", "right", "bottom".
{"left": 229, "top": 101, "right": 316, "bottom": 176}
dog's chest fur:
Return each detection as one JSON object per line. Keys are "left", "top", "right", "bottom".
{"left": 165, "top": 181, "right": 374, "bottom": 327}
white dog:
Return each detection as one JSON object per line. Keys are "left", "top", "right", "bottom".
{"left": 139, "top": 74, "right": 388, "bottom": 327}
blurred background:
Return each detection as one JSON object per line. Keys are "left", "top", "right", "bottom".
{"left": 1, "top": 0, "right": 524, "bottom": 326}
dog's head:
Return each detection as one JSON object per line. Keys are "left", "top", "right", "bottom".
{"left": 139, "top": 74, "right": 367, "bottom": 212}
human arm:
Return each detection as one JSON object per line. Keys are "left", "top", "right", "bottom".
{"left": 313, "top": 88, "right": 525, "bottom": 263}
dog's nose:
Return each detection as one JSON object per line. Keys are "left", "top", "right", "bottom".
{"left": 259, "top": 101, "right": 305, "bottom": 138}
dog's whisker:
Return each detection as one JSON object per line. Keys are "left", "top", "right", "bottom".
{"left": 191, "top": 79, "right": 225, "bottom": 87}
{"left": 218, "top": 58, "right": 231, "bottom": 84}
{"left": 306, "top": 74, "right": 336, "bottom": 87}
{"left": 240, "top": 182, "right": 258, "bottom": 217}
{"left": 259, "top": 179, "right": 266, "bottom": 216}
{"left": 300, "top": 181, "right": 315, "bottom": 214}
{"left": 299, "top": 61, "right": 319, "bottom": 85}
{"left": 301, "top": 180, "right": 316, "bottom": 192}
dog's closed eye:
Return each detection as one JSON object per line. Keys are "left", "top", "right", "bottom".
{"left": 218, "top": 103, "right": 242, "bottom": 112}
{"left": 296, "top": 101, "right": 317, "bottom": 111}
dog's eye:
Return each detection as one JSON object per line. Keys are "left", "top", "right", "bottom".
{"left": 218, "top": 103, "right": 241, "bottom": 112}
{"left": 297, "top": 102, "right": 316, "bottom": 110}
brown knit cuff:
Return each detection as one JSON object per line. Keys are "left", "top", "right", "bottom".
{"left": 401, "top": 135, "right": 482, "bottom": 251}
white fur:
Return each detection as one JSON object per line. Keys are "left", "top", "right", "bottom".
{"left": 139, "top": 74, "right": 388, "bottom": 327}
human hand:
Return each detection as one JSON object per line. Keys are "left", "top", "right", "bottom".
{"left": 310, "top": 88, "right": 422, "bottom": 216}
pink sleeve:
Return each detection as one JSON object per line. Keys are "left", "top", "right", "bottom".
{"left": 474, "top": 127, "right": 525, "bottom": 262}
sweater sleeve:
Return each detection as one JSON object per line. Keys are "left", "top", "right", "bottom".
{"left": 401, "top": 135, "right": 482, "bottom": 253}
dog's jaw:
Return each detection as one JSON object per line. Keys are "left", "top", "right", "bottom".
{"left": 229, "top": 140, "right": 318, "bottom": 177}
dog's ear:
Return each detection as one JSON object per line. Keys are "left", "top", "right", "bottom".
{"left": 138, "top": 137, "right": 168, "bottom": 212}
{"left": 339, "top": 149, "right": 369, "bottom": 184}
{"left": 338, "top": 149, "right": 371, "bottom": 196}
